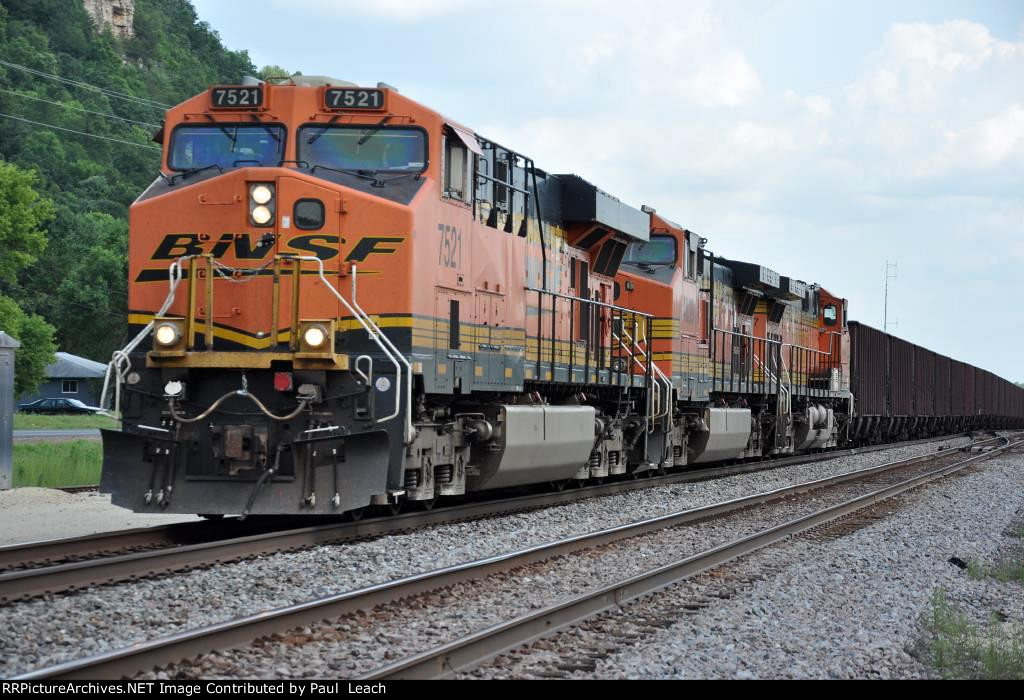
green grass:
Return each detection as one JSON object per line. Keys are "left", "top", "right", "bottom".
{"left": 13, "top": 413, "right": 119, "bottom": 430}
{"left": 12, "top": 440, "right": 103, "bottom": 488}
{"left": 966, "top": 528, "right": 1024, "bottom": 584}
{"left": 925, "top": 588, "right": 1024, "bottom": 679}
{"left": 969, "top": 560, "right": 1024, "bottom": 584}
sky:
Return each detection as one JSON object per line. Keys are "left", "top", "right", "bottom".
{"left": 191, "top": 0, "right": 1024, "bottom": 381}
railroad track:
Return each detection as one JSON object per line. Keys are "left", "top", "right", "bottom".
{"left": 0, "top": 433, "right": 978, "bottom": 602}
{"left": 12, "top": 432, "right": 1016, "bottom": 680}
{"left": 363, "top": 434, "right": 1022, "bottom": 680}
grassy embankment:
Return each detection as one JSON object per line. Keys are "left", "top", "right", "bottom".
{"left": 13, "top": 413, "right": 119, "bottom": 430}
{"left": 12, "top": 441, "right": 103, "bottom": 488}
{"left": 11, "top": 414, "right": 115, "bottom": 487}
{"left": 923, "top": 526, "right": 1024, "bottom": 679}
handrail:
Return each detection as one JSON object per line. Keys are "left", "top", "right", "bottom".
{"left": 291, "top": 256, "right": 414, "bottom": 445}
{"left": 526, "top": 286, "right": 654, "bottom": 319}
{"left": 754, "top": 352, "right": 790, "bottom": 415}
{"left": 783, "top": 330, "right": 839, "bottom": 357}
{"left": 713, "top": 326, "right": 775, "bottom": 344}
{"left": 101, "top": 255, "right": 197, "bottom": 415}
{"left": 616, "top": 324, "right": 672, "bottom": 426}
{"left": 630, "top": 323, "right": 671, "bottom": 424}
{"left": 716, "top": 323, "right": 835, "bottom": 358}
{"left": 102, "top": 255, "right": 415, "bottom": 446}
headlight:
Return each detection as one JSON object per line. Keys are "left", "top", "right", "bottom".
{"left": 155, "top": 323, "right": 180, "bottom": 346}
{"left": 296, "top": 319, "right": 335, "bottom": 357}
{"left": 303, "top": 325, "right": 327, "bottom": 348}
{"left": 251, "top": 205, "right": 273, "bottom": 225}
{"left": 251, "top": 184, "right": 273, "bottom": 205}
{"left": 249, "top": 183, "right": 275, "bottom": 227}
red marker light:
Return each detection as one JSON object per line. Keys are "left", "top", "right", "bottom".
{"left": 274, "top": 372, "right": 293, "bottom": 392}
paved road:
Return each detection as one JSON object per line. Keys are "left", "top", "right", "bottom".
{"left": 13, "top": 429, "right": 102, "bottom": 442}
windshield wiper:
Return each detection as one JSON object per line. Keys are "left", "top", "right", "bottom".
{"left": 626, "top": 260, "right": 674, "bottom": 274}
{"left": 373, "top": 171, "right": 422, "bottom": 185}
{"left": 310, "top": 164, "right": 385, "bottom": 184}
{"left": 203, "top": 116, "right": 237, "bottom": 147}
{"left": 357, "top": 116, "right": 391, "bottom": 146}
{"left": 311, "top": 165, "right": 421, "bottom": 188}
{"left": 306, "top": 115, "right": 341, "bottom": 146}
{"left": 249, "top": 115, "right": 281, "bottom": 143}
{"left": 171, "top": 163, "right": 223, "bottom": 184}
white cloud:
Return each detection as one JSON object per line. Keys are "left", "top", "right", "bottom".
{"left": 953, "top": 103, "right": 1024, "bottom": 168}
{"left": 730, "top": 121, "right": 797, "bottom": 153}
{"left": 684, "top": 50, "right": 761, "bottom": 107}
{"left": 847, "top": 20, "right": 1023, "bottom": 111}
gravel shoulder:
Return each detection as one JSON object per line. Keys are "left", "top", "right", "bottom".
{"left": 468, "top": 450, "right": 1024, "bottom": 679}
{"left": 0, "top": 488, "right": 199, "bottom": 547}
{"left": 0, "top": 437, "right": 975, "bottom": 676}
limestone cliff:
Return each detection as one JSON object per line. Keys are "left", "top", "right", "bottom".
{"left": 82, "top": 0, "right": 135, "bottom": 39}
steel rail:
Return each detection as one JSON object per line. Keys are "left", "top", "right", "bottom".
{"left": 0, "top": 432, "right": 974, "bottom": 575}
{"left": 0, "top": 432, "right": 994, "bottom": 597}
{"left": 11, "top": 435, "right": 1010, "bottom": 680}
{"left": 0, "top": 516, "right": 330, "bottom": 572}
{"left": 361, "top": 436, "right": 1020, "bottom": 680}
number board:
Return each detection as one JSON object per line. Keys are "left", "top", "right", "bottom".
{"left": 324, "top": 88, "right": 386, "bottom": 111}
{"left": 209, "top": 86, "right": 264, "bottom": 110}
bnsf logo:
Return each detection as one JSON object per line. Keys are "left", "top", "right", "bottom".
{"left": 151, "top": 234, "right": 405, "bottom": 263}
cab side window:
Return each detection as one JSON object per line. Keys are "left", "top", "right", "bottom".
{"left": 443, "top": 132, "right": 470, "bottom": 203}
{"left": 823, "top": 304, "right": 837, "bottom": 326}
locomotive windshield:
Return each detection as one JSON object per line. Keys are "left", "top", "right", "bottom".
{"left": 168, "top": 124, "right": 285, "bottom": 171}
{"left": 298, "top": 125, "right": 426, "bottom": 174}
{"left": 622, "top": 234, "right": 677, "bottom": 267}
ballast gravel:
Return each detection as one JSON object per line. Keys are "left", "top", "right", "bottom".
{"left": 0, "top": 437, "right": 976, "bottom": 676}
{"left": 149, "top": 437, "right": 1001, "bottom": 678}
{"left": 468, "top": 451, "right": 1024, "bottom": 679}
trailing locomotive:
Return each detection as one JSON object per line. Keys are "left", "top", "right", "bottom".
{"left": 100, "top": 77, "right": 1024, "bottom": 516}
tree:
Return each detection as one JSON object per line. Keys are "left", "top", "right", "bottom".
{"left": 257, "top": 65, "right": 296, "bottom": 81}
{"left": 0, "top": 159, "right": 54, "bottom": 282}
{"left": 0, "top": 294, "right": 56, "bottom": 396}
{"left": 0, "top": 159, "right": 56, "bottom": 394}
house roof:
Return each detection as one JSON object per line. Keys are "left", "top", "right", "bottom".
{"left": 46, "top": 352, "right": 107, "bottom": 379}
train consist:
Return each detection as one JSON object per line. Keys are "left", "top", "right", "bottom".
{"left": 100, "top": 77, "right": 1024, "bottom": 516}
{"left": 849, "top": 322, "right": 1022, "bottom": 440}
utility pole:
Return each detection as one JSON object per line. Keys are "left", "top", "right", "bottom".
{"left": 883, "top": 261, "right": 898, "bottom": 333}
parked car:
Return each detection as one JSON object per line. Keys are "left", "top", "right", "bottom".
{"left": 17, "top": 398, "right": 104, "bottom": 415}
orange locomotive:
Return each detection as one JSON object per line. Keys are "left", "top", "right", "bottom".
{"left": 99, "top": 77, "right": 881, "bottom": 516}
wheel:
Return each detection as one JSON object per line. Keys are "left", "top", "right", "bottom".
{"left": 417, "top": 498, "right": 438, "bottom": 511}
{"left": 378, "top": 501, "right": 403, "bottom": 516}
{"left": 344, "top": 507, "right": 366, "bottom": 522}
{"left": 550, "top": 480, "right": 568, "bottom": 492}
